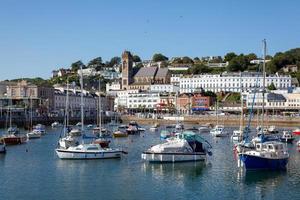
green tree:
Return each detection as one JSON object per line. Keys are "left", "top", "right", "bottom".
{"left": 224, "top": 52, "right": 237, "bottom": 62}
{"left": 133, "top": 55, "right": 141, "bottom": 63}
{"left": 188, "top": 64, "right": 211, "bottom": 74}
{"left": 110, "top": 56, "right": 121, "bottom": 66}
{"left": 227, "top": 55, "right": 248, "bottom": 72}
{"left": 152, "top": 53, "right": 168, "bottom": 62}
{"left": 87, "top": 57, "right": 102, "bottom": 68}
{"left": 182, "top": 56, "right": 194, "bottom": 64}
{"left": 194, "top": 57, "right": 200, "bottom": 62}
{"left": 71, "top": 60, "right": 85, "bottom": 71}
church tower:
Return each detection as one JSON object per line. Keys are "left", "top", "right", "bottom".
{"left": 121, "top": 51, "right": 133, "bottom": 90}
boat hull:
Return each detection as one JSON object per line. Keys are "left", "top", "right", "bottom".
{"left": 141, "top": 152, "right": 206, "bottom": 163}
{"left": 3, "top": 136, "right": 27, "bottom": 145}
{"left": 55, "top": 149, "right": 122, "bottom": 159}
{"left": 239, "top": 154, "right": 288, "bottom": 170}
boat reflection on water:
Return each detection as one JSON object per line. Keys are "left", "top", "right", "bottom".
{"left": 141, "top": 162, "right": 206, "bottom": 181}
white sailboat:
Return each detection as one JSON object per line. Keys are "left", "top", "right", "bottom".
{"left": 210, "top": 94, "right": 227, "bottom": 137}
{"left": 27, "top": 97, "right": 42, "bottom": 139}
{"left": 56, "top": 68, "right": 124, "bottom": 159}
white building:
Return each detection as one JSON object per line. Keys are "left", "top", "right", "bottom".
{"left": 53, "top": 89, "right": 97, "bottom": 117}
{"left": 114, "top": 89, "right": 139, "bottom": 111}
{"left": 106, "top": 82, "right": 121, "bottom": 92}
{"left": 127, "top": 92, "right": 160, "bottom": 110}
{"left": 150, "top": 84, "right": 179, "bottom": 93}
{"left": 179, "top": 72, "right": 292, "bottom": 93}
{"left": 77, "top": 68, "right": 97, "bottom": 76}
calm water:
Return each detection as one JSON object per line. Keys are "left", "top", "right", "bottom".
{"left": 1, "top": 126, "right": 300, "bottom": 200}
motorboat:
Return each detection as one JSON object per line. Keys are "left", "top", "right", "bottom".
{"left": 231, "top": 130, "right": 243, "bottom": 142}
{"left": 267, "top": 125, "right": 279, "bottom": 134}
{"left": 33, "top": 124, "right": 46, "bottom": 135}
{"left": 239, "top": 141, "right": 289, "bottom": 170}
{"left": 55, "top": 143, "right": 124, "bottom": 159}
{"left": 113, "top": 130, "right": 128, "bottom": 138}
{"left": 149, "top": 123, "right": 159, "bottom": 132}
{"left": 280, "top": 131, "right": 294, "bottom": 143}
{"left": 126, "top": 121, "right": 139, "bottom": 135}
{"left": 210, "top": 125, "right": 227, "bottom": 137}
{"left": 27, "top": 130, "right": 42, "bottom": 139}
{"left": 93, "top": 127, "right": 111, "bottom": 138}
{"left": 292, "top": 128, "right": 300, "bottom": 135}
{"left": 2, "top": 134, "right": 27, "bottom": 145}
{"left": 51, "top": 121, "right": 61, "bottom": 128}
{"left": 142, "top": 131, "right": 212, "bottom": 163}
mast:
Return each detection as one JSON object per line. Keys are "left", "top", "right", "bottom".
{"left": 30, "top": 96, "right": 33, "bottom": 131}
{"left": 262, "top": 39, "right": 266, "bottom": 129}
{"left": 239, "top": 72, "right": 243, "bottom": 131}
{"left": 64, "top": 79, "right": 70, "bottom": 135}
{"left": 98, "top": 78, "right": 102, "bottom": 133}
{"left": 80, "top": 65, "right": 84, "bottom": 132}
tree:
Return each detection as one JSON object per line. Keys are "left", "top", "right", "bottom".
{"left": 182, "top": 56, "right": 194, "bottom": 64}
{"left": 133, "top": 55, "right": 141, "bottom": 63}
{"left": 227, "top": 55, "right": 248, "bottom": 72}
{"left": 224, "top": 52, "right": 237, "bottom": 62}
{"left": 160, "top": 61, "right": 169, "bottom": 68}
{"left": 267, "top": 82, "right": 276, "bottom": 90}
{"left": 245, "top": 53, "right": 257, "bottom": 61}
{"left": 87, "top": 57, "right": 102, "bottom": 68}
{"left": 71, "top": 60, "right": 85, "bottom": 71}
{"left": 194, "top": 57, "right": 200, "bottom": 62}
{"left": 188, "top": 64, "right": 211, "bottom": 74}
{"left": 152, "top": 53, "right": 168, "bottom": 62}
{"left": 110, "top": 56, "right": 121, "bottom": 66}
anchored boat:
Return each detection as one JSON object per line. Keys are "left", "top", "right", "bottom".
{"left": 142, "top": 131, "right": 212, "bottom": 163}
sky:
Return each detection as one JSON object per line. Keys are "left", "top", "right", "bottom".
{"left": 0, "top": 0, "right": 300, "bottom": 80}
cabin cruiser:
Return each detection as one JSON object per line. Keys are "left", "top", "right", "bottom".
{"left": 280, "top": 131, "right": 294, "bottom": 143}
{"left": 27, "top": 130, "right": 42, "bottom": 139}
{"left": 56, "top": 143, "right": 124, "bottom": 159}
{"left": 113, "top": 130, "right": 128, "bottom": 138}
{"left": 142, "top": 131, "right": 212, "bottom": 163}
{"left": 126, "top": 121, "right": 140, "bottom": 135}
{"left": 239, "top": 141, "right": 289, "bottom": 170}
{"left": 210, "top": 125, "right": 227, "bottom": 137}
{"left": 92, "top": 127, "right": 111, "bottom": 137}
{"left": 33, "top": 124, "right": 46, "bottom": 135}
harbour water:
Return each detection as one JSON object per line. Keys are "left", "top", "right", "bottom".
{"left": 1, "top": 126, "right": 300, "bottom": 200}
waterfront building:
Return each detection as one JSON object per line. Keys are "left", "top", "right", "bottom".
{"left": 179, "top": 72, "right": 292, "bottom": 93}
{"left": 121, "top": 51, "right": 170, "bottom": 91}
{"left": 150, "top": 84, "right": 179, "bottom": 93}
{"left": 127, "top": 92, "right": 160, "bottom": 111}
{"left": 106, "top": 81, "right": 121, "bottom": 92}
{"left": 53, "top": 88, "right": 97, "bottom": 117}
{"left": 6, "top": 80, "right": 54, "bottom": 114}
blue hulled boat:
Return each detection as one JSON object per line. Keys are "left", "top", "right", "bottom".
{"left": 239, "top": 141, "right": 289, "bottom": 170}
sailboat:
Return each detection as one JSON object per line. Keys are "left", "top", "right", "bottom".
{"left": 27, "top": 97, "right": 42, "bottom": 139}
{"left": 93, "top": 78, "right": 111, "bottom": 147}
{"left": 58, "top": 80, "right": 81, "bottom": 149}
{"left": 2, "top": 100, "right": 27, "bottom": 145}
{"left": 232, "top": 75, "right": 244, "bottom": 142}
{"left": 56, "top": 67, "right": 125, "bottom": 159}
{"left": 210, "top": 93, "right": 227, "bottom": 137}
{"left": 239, "top": 39, "right": 289, "bottom": 170}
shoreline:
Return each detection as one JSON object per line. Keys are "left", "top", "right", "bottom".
{"left": 121, "top": 115, "right": 300, "bottom": 128}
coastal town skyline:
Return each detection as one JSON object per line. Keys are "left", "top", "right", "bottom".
{"left": 1, "top": 0, "right": 300, "bottom": 80}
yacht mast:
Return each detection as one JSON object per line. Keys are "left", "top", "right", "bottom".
{"left": 80, "top": 65, "right": 84, "bottom": 132}
{"left": 262, "top": 39, "right": 266, "bottom": 129}
{"left": 239, "top": 72, "right": 243, "bottom": 131}
{"left": 98, "top": 78, "right": 102, "bottom": 133}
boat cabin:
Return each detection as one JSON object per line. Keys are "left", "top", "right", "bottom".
{"left": 255, "top": 142, "right": 285, "bottom": 153}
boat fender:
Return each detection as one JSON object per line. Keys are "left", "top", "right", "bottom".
{"left": 208, "top": 151, "right": 213, "bottom": 156}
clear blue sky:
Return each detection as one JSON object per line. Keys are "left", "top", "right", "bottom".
{"left": 0, "top": 0, "right": 300, "bottom": 80}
